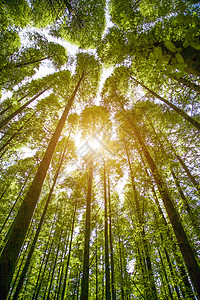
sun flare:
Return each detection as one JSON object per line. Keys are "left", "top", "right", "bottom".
{"left": 87, "top": 137, "right": 102, "bottom": 152}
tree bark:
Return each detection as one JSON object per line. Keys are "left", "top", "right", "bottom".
{"left": 130, "top": 76, "right": 200, "bottom": 131}
{"left": 103, "top": 158, "right": 111, "bottom": 300}
{"left": 0, "top": 73, "right": 84, "bottom": 300}
{"left": 170, "top": 74, "right": 200, "bottom": 93}
{"left": 0, "top": 88, "right": 48, "bottom": 130}
{"left": 0, "top": 114, "right": 34, "bottom": 157}
{"left": 0, "top": 56, "right": 50, "bottom": 72}
{"left": 175, "top": 153, "right": 200, "bottom": 193}
{"left": 108, "top": 173, "right": 117, "bottom": 300}
{"left": 0, "top": 92, "right": 31, "bottom": 116}
{"left": 80, "top": 160, "right": 93, "bottom": 300}
{"left": 124, "top": 139, "right": 158, "bottom": 299}
{"left": 121, "top": 112, "right": 200, "bottom": 297}
{"left": 12, "top": 146, "right": 67, "bottom": 300}
{"left": 61, "top": 198, "right": 77, "bottom": 300}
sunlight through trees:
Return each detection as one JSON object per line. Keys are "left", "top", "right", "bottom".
{"left": 0, "top": 1, "right": 199, "bottom": 299}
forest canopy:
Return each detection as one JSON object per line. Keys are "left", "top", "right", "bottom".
{"left": 0, "top": 0, "right": 199, "bottom": 299}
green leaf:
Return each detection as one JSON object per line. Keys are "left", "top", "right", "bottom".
{"left": 175, "top": 53, "right": 184, "bottom": 63}
{"left": 164, "top": 41, "right": 176, "bottom": 53}
{"left": 191, "top": 42, "right": 200, "bottom": 50}
{"left": 153, "top": 47, "right": 163, "bottom": 59}
{"left": 183, "top": 40, "right": 190, "bottom": 48}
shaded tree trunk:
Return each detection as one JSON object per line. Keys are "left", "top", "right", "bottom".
{"left": 0, "top": 91, "right": 31, "bottom": 116}
{"left": 0, "top": 114, "right": 34, "bottom": 157}
{"left": 0, "top": 88, "right": 48, "bottom": 130}
{"left": 171, "top": 168, "right": 200, "bottom": 237}
{"left": 12, "top": 146, "right": 67, "bottom": 300}
{"left": 46, "top": 229, "right": 63, "bottom": 300}
{"left": 130, "top": 76, "right": 200, "bottom": 130}
{"left": 170, "top": 74, "right": 200, "bottom": 93}
{"left": 61, "top": 198, "right": 77, "bottom": 300}
{"left": 124, "top": 139, "right": 158, "bottom": 299}
{"left": 80, "top": 160, "right": 93, "bottom": 300}
{"left": 120, "top": 111, "right": 200, "bottom": 297}
{"left": 0, "top": 73, "right": 84, "bottom": 300}
{"left": 103, "top": 158, "right": 111, "bottom": 300}
{"left": 0, "top": 56, "right": 50, "bottom": 72}
{"left": 175, "top": 153, "right": 200, "bottom": 193}
{"left": 32, "top": 210, "right": 58, "bottom": 300}
{"left": 108, "top": 173, "right": 117, "bottom": 300}
{"left": 0, "top": 169, "right": 32, "bottom": 236}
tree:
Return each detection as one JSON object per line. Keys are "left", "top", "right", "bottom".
{"left": 0, "top": 2, "right": 199, "bottom": 299}
{"left": 0, "top": 53, "right": 101, "bottom": 299}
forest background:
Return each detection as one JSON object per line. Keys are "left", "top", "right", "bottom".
{"left": 0, "top": 0, "right": 200, "bottom": 299}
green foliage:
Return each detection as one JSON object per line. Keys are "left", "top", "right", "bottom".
{"left": 0, "top": 1, "right": 199, "bottom": 299}
{"left": 56, "top": 0, "right": 106, "bottom": 48}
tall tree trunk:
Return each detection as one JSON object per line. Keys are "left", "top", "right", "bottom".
{"left": 171, "top": 168, "right": 200, "bottom": 237}
{"left": 116, "top": 222, "right": 125, "bottom": 300}
{"left": 108, "top": 173, "right": 117, "bottom": 300}
{"left": 34, "top": 227, "right": 57, "bottom": 300}
{"left": 156, "top": 245, "right": 174, "bottom": 300}
{"left": 32, "top": 210, "right": 58, "bottom": 300}
{"left": 12, "top": 146, "right": 67, "bottom": 300}
{"left": 170, "top": 74, "right": 200, "bottom": 93}
{"left": 0, "top": 92, "right": 31, "bottom": 116}
{"left": 130, "top": 76, "right": 200, "bottom": 130}
{"left": 95, "top": 227, "right": 98, "bottom": 300}
{"left": 124, "top": 139, "right": 158, "bottom": 299}
{"left": 153, "top": 210, "right": 183, "bottom": 299}
{"left": 80, "top": 160, "right": 93, "bottom": 300}
{"left": 56, "top": 230, "right": 70, "bottom": 300}
{"left": 0, "top": 114, "right": 34, "bottom": 157}
{"left": 7, "top": 239, "right": 31, "bottom": 300}
{"left": 120, "top": 111, "right": 200, "bottom": 297}
{"left": 0, "top": 56, "right": 50, "bottom": 72}
{"left": 142, "top": 159, "right": 196, "bottom": 299}
{"left": 0, "top": 73, "right": 84, "bottom": 300}
{"left": 175, "top": 153, "right": 200, "bottom": 193}
{"left": 0, "top": 168, "right": 31, "bottom": 236}
{"left": 147, "top": 118, "right": 200, "bottom": 194}
{"left": 61, "top": 198, "right": 77, "bottom": 300}
{"left": 103, "top": 158, "right": 111, "bottom": 300}
{"left": 46, "top": 229, "right": 63, "bottom": 300}
{"left": 0, "top": 88, "right": 48, "bottom": 130}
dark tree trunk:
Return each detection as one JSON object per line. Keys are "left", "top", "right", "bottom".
{"left": 108, "top": 173, "right": 117, "bottom": 300}
{"left": 157, "top": 245, "right": 174, "bottom": 300}
{"left": 0, "top": 88, "right": 48, "bottom": 130}
{"left": 56, "top": 230, "right": 70, "bottom": 300}
{"left": 103, "top": 158, "right": 111, "bottom": 300}
{"left": 0, "top": 74, "right": 84, "bottom": 300}
{"left": 0, "top": 56, "right": 50, "bottom": 72}
{"left": 46, "top": 229, "right": 63, "bottom": 300}
{"left": 80, "top": 160, "right": 93, "bottom": 300}
{"left": 12, "top": 146, "right": 67, "bottom": 300}
{"left": 142, "top": 161, "right": 195, "bottom": 299}
{"left": 171, "top": 168, "right": 200, "bottom": 237}
{"left": 32, "top": 211, "right": 58, "bottom": 300}
{"left": 0, "top": 169, "right": 31, "bottom": 236}
{"left": 175, "top": 153, "right": 200, "bottom": 193}
{"left": 121, "top": 112, "right": 200, "bottom": 297}
{"left": 124, "top": 139, "right": 158, "bottom": 299}
{"left": 117, "top": 223, "right": 125, "bottom": 300}
{"left": 61, "top": 198, "right": 77, "bottom": 300}
{"left": 0, "top": 114, "right": 34, "bottom": 157}
{"left": 95, "top": 227, "right": 98, "bottom": 300}
{"left": 130, "top": 76, "right": 200, "bottom": 130}
{"left": 34, "top": 227, "right": 57, "bottom": 300}
{"left": 170, "top": 74, "right": 200, "bottom": 93}
{"left": 0, "top": 92, "right": 31, "bottom": 116}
